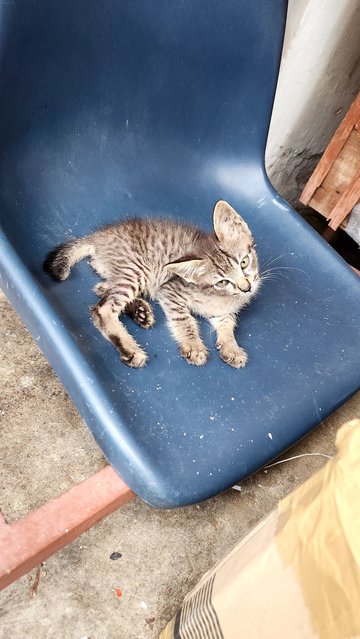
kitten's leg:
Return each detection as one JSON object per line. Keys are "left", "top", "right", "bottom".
{"left": 95, "top": 282, "right": 155, "bottom": 329}
{"left": 93, "top": 281, "right": 110, "bottom": 297}
{"left": 91, "top": 284, "right": 147, "bottom": 368}
{"left": 158, "top": 286, "right": 208, "bottom": 366}
{"left": 126, "top": 298, "right": 155, "bottom": 329}
{"left": 209, "top": 314, "right": 248, "bottom": 368}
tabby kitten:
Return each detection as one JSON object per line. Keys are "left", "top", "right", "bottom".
{"left": 44, "top": 200, "right": 260, "bottom": 368}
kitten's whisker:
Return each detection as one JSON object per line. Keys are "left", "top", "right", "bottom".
{"left": 260, "top": 253, "right": 295, "bottom": 269}
{"left": 260, "top": 256, "right": 278, "bottom": 270}
{"left": 268, "top": 266, "right": 309, "bottom": 277}
{"left": 261, "top": 265, "right": 308, "bottom": 278}
{"left": 260, "top": 275, "right": 285, "bottom": 283}
{"left": 260, "top": 254, "right": 286, "bottom": 268}
{"left": 261, "top": 269, "right": 288, "bottom": 279}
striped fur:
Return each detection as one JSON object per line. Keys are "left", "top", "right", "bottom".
{"left": 44, "top": 201, "right": 260, "bottom": 368}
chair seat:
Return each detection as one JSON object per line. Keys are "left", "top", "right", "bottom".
{"left": 0, "top": 0, "right": 359, "bottom": 506}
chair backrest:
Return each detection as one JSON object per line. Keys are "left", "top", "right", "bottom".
{"left": 0, "top": 0, "right": 288, "bottom": 259}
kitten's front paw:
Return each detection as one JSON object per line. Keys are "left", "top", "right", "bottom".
{"left": 219, "top": 345, "right": 248, "bottom": 368}
{"left": 180, "top": 345, "right": 208, "bottom": 366}
{"left": 122, "top": 348, "right": 148, "bottom": 368}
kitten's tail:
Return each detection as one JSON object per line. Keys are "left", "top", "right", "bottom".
{"left": 43, "top": 238, "right": 95, "bottom": 281}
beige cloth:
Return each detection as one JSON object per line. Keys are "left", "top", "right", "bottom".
{"left": 160, "top": 419, "right": 360, "bottom": 639}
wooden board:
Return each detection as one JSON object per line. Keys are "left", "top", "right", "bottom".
{"left": 328, "top": 168, "right": 360, "bottom": 230}
{"left": 300, "top": 93, "right": 360, "bottom": 231}
{"left": 300, "top": 93, "right": 360, "bottom": 206}
{"left": 309, "top": 129, "right": 360, "bottom": 220}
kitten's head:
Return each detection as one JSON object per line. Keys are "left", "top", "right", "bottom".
{"left": 166, "top": 201, "right": 260, "bottom": 297}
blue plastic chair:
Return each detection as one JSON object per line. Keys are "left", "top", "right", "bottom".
{"left": 0, "top": 1, "right": 359, "bottom": 507}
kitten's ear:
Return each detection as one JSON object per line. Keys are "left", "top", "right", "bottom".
{"left": 165, "top": 258, "right": 205, "bottom": 284}
{"left": 213, "top": 200, "right": 251, "bottom": 245}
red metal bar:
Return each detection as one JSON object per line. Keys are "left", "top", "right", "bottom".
{"left": 0, "top": 466, "right": 134, "bottom": 590}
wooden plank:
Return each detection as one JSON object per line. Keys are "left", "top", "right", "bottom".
{"left": 300, "top": 92, "right": 360, "bottom": 205}
{"left": 309, "top": 129, "right": 360, "bottom": 217}
{"left": 0, "top": 466, "right": 134, "bottom": 590}
{"left": 328, "top": 168, "right": 360, "bottom": 230}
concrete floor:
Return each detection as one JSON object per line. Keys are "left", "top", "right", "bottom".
{"left": 0, "top": 289, "right": 359, "bottom": 639}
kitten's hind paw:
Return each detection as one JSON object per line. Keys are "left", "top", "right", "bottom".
{"left": 126, "top": 299, "right": 155, "bottom": 329}
{"left": 180, "top": 345, "right": 208, "bottom": 366}
{"left": 219, "top": 345, "right": 248, "bottom": 368}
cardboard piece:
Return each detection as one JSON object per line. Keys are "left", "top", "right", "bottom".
{"left": 160, "top": 419, "right": 360, "bottom": 639}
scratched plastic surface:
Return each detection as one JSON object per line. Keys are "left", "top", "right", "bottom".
{"left": 0, "top": 1, "right": 359, "bottom": 507}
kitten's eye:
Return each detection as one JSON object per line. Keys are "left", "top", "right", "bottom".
{"left": 241, "top": 255, "right": 249, "bottom": 269}
{"left": 215, "top": 279, "right": 230, "bottom": 288}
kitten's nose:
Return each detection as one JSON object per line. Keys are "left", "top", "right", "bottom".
{"left": 240, "top": 280, "right": 251, "bottom": 293}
